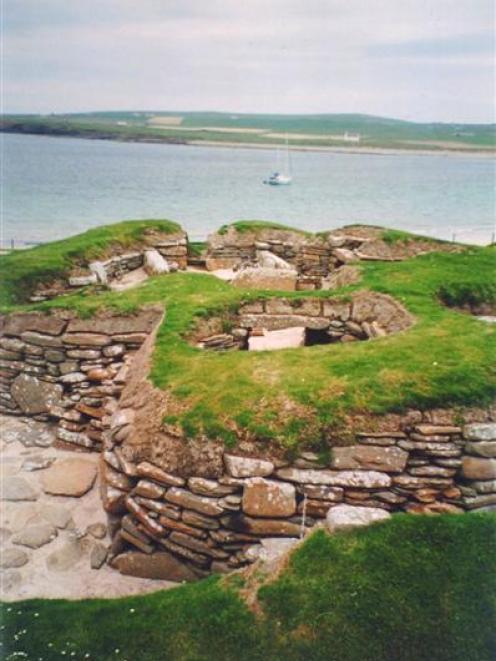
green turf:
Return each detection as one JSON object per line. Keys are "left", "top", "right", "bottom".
{"left": 0, "top": 219, "right": 181, "bottom": 307}
{"left": 2, "top": 513, "right": 495, "bottom": 661}
{"left": 218, "top": 220, "right": 311, "bottom": 235}
{"left": 1, "top": 223, "right": 494, "bottom": 449}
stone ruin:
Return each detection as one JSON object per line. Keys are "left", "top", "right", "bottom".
{"left": 193, "top": 291, "right": 414, "bottom": 352}
{"left": 204, "top": 224, "right": 459, "bottom": 292}
{"left": 1, "top": 306, "right": 495, "bottom": 582}
{"left": 29, "top": 231, "right": 188, "bottom": 302}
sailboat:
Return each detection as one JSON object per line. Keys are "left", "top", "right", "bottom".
{"left": 264, "top": 135, "right": 292, "bottom": 186}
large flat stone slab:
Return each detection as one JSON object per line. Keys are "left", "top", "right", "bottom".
{"left": 242, "top": 478, "right": 296, "bottom": 517}
{"left": 248, "top": 326, "right": 306, "bottom": 351}
{"left": 12, "top": 524, "right": 57, "bottom": 548}
{"left": 2, "top": 476, "right": 39, "bottom": 501}
{"left": 11, "top": 374, "right": 63, "bottom": 414}
{"left": 42, "top": 458, "right": 97, "bottom": 496}
{"left": 113, "top": 551, "right": 197, "bottom": 581}
{"left": 326, "top": 504, "right": 390, "bottom": 533}
{"left": 330, "top": 445, "right": 408, "bottom": 473}
{"left": 276, "top": 467, "right": 392, "bottom": 488}
{"left": 462, "top": 457, "right": 496, "bottom": 481}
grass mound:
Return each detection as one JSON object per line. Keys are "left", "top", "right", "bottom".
{"left": 0, "top": 219, "right": 181, "bottom": 307}
{"left": 2, "top": 513, "right": 495, "bottom": 661}
{"left": 218, "top": 220, "right": 311, "bottom": 235}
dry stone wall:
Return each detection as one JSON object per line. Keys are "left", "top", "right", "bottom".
{"left": 205, "top": 226, "right": 458, "bottom": 291}
{"left": 30, "top": 233, "right": 188, "bottom": 302}
{"left": 195, "top": 292, "right": 414, "bottom": 351}
{"left": 1, "top": 307, "right": 495, "bottom": 582}
{"left": 0, "top": 309, "right": 162, "bottom": 451}
{"left": 103, "top": 413, "right": 496, "bottom": 580}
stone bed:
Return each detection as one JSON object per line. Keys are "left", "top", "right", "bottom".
{"left": 195, "top": 291, "right": 414, "bottom": 351}
{"left": 1, "top": 307, "right": 495, "bottom": 582}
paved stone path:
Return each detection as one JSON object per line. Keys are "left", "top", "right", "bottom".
{"left": 0, "top": 415, "right": 175, "bottom": 601}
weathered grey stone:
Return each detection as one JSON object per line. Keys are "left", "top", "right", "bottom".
{"left": 12, "top": 524, "right": 57, "bottom": 548}
{"left": 144, "top": 249, "right": 170, "bottom": 274}
{"left": 22, "top": 455, "right": 55, "bottom": 471}
{"left": 62, "top": 333, "right": 111, "bottom": 347}
{"left": 239, "top": 313, "right": 329, "bottom": 331}
{"left": 1, "top": 547, "right": 29, "bottom": 568}
{"left": 11, "top": 374, "right": 63, "bottom": 414}
{"left": 414, "top": 425, "right": 461, "bottom": 436}
{"left": 221, "top": 513, "right": 302, "bottom": 537}
{"left": 242, "top": 478, "right": 296, "bottom": 517}
{"left": 20, "top": 331, "right": 63, "bottom": 347}
{"left": 464, "top": 441, "right": 496, "bottom": 458}
{"left": 464, "top": 423, "right": 496, "bottom": 442}
{"left": 59, "top": 371, "right": 88, "bottom": 385}
{"left": 2, "top": 476, "right": 39, "bottom": 501}
{"left": 66, "top": 349, "right": 101, "bottom": 359}
{"left": 42, "top": 458, "right": 97, "bottom": 496}
{"left": 188, "top": 477, "right": 238, "bottom": 497}
{"left": 462, "top": 456, "right": 496, "bottom": 481}
{"left": 41, "top": 504, "right": 73, "bottom": 529}
{"left": 46, "top": 536, "right": 83, "bottom": 571}
{"left": 68, "top": 273, "right": 98, "bottom": 287}
{"left": 136, "top": 462, "right": 185, "bottom": 486}
{"left": 297, "top": 484, "right": 344, "bottom": 501}
{"left": 165, "top": 488, "right": 224, "bottom": 516}
{"left": 4, "top": 312, "right": 66, "bottom": 336}
{"left": 56, "top": 428, "right": 94, "bottom": 448}
{"left": 134, "top": 479, "right": 165, "bottom": 499}
{"left": 464, "top": 493, "right": 496, "bottom": 510}
{"left": 470, "top": 480, "right": 496, "bottom": 494}
{"left": 248, "top": 326, "right": 306, "bottom": 351}
{"left": 90, "top": 542, "right": 108, "bottom": 569}
{"left": 276, "top": 467, "right": 392, "bottom": 488}
{"left": 246, "top": 537, "right": 300, "bottom": 564}
{"left": 182, "top": 509, "right": 220, "bottom": 530}
{"left": 232, "top": 267, "right": 298, "bottom": 291}
{"left": 224, "top": 454, "right": 274, "bottom": 478}
{"left": 113, "top": 551, "right": 197, "bottom": 581}
{"left": 326, "top": 504, "right": 390, "bottom": 533}
{"left": 87, "top": 522, "right": 107, "bottom": 539}
{"left": 169, "top": 532, "right": 228, "bottom": 559}
{"left": 330, "top": 445, "right": 408, "bottom": 473}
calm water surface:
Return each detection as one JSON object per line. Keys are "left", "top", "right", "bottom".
{"left": 1, "top": 133, "right": 495, "bottom": 246}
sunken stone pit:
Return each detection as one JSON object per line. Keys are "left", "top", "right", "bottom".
{"left": 194, "top": 291, "right": 414, "bottom": 352}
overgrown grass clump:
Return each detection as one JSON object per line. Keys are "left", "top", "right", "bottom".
{"left": 0, "top": 219, "right": 181, "bottom": 307}
{"left": 218, "top": 220, "right": 311, "bottom": 235}
{"left": 2, "top": 514, "right": 495, "bottom": 661}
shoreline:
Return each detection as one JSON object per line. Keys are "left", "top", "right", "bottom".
{"left": 2, "top": 128, "right": 495, "bottom": 159}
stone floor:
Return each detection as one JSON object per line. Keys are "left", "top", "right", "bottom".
{"left": 0, "top": 415, "right": 175, "bottom": 601}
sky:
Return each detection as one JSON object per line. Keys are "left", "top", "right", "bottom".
{"left": 2, "top": 0, "right": 495, "bottom": 123}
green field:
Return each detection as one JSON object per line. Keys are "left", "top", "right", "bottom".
{"left": 1, "top": 111, "right": 495, "bottom": 152}
{"left": 2, "top": 514, "right": 495, "bottom": 661}
{"left": 1, "top": 219, "right": 495, "bottom": 450}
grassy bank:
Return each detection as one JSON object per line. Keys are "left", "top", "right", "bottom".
{"left": 0, "top": 219, "right": 181, "bottom": 307}
{"left": 1, "top": 220, "right": 495, "bottom": 448}
{"left": 2, "top": 513, "right": 495, "bottom": 661}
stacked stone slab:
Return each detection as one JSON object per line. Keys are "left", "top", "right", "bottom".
{"left": 205, "top": 226, "right": 459, "bottom": 290}
{"left": 29, "top": 232, "right": 188, "bottom": 302}
{"left": 0, "top": 309, "right": 161, "bottom": 451}
{"left": 460, "top": 423, "right": 496, "bottom": 510}
{"left": 196, "top": 292, "right": 414, "bottom": 350}
{"left": 101, "top": 417, "right": 496, "bottom": 580}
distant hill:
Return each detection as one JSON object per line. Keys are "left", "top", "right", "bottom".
{"left": 1, "top": 111, "right": 494, "bottom": 152}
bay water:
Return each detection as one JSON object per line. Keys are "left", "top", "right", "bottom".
{"left": 1, "top": 133, "right": 494, "bottom": 246}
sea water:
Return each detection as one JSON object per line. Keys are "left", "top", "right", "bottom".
{"left": 1, "top": 133, "right": 495, "bottom": 246}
